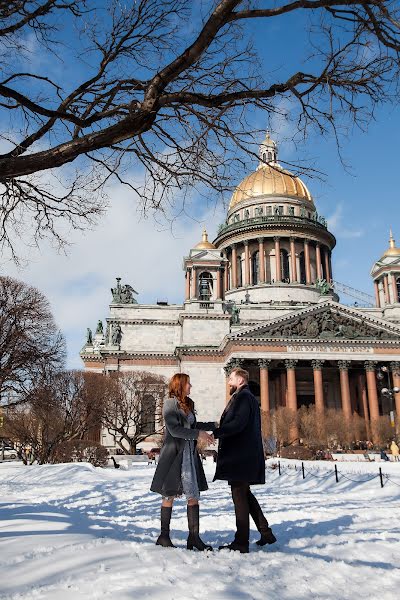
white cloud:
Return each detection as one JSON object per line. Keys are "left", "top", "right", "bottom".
{"left": 327, "top": 203, "right": 364, "bottom": 239}
{"left": 1, "top": 181, "right": 226, "bottom": 368}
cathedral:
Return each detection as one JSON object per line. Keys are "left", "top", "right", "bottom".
{"left": 81, "top": 134, "right": 400, "bottom": 447}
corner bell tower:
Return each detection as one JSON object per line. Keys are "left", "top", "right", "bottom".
{"left": 183, "top": 228, "right": 227, "bottom": 307}
{"left": 371, "top": 229, "right": 400, "bottom": 321}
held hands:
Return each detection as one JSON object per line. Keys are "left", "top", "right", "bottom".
{"left": 198, "top": 430, "right": 215, "bottom": 446}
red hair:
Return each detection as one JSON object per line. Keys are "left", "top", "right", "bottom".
{"left": 169, "top": 373, "right": 194, "bottom": 415}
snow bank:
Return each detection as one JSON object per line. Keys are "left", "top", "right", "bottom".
{"left": 1, "top": 460, "right": 399, "bottom": 600}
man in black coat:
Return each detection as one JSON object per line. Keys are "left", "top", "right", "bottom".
{"left": 213, "top": 367, "right": 276, "bottom": 554}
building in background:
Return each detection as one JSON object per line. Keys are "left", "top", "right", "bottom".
{"left": 81, "top": 134, "right": 400, "bottom": 448}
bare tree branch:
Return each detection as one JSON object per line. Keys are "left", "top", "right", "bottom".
{"left": 0, "top": 0, "right": 399, "bottom": 259}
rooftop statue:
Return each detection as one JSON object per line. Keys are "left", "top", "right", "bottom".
{"left": 111, "top": 323, "right": 122, "bottom": 346}
{"left": 86, "top": 328, "right": 93, "bottom": 345}
{"left": 222, "top": 300, "right": 240, "bottom": 324}
{"left": 111, "top": 277, "right": 138, "bottom": 304}
{"left": 316, "top": 278, "right": 331, "bottom": 295}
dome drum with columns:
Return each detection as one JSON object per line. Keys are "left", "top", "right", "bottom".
{"left": 81, "top": 132, "right": 400, "bottom": 451}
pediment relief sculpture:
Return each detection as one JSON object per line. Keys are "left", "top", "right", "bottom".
{"left": 248, "top": 309, "right": 399, "bottom": 340}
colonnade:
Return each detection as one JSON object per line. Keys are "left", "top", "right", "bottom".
{"left": 225, "top": 359, "right": 400, "bottom": 444}
{"left": 224, "top": 236, "right": 332, "bottom": 291}
{"left": 374, "top": 273, "right": 400, "bottom": 308}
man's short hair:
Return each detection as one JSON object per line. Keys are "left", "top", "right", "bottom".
{"left": 230, "top": 367, "right": 249, "bottom": 383}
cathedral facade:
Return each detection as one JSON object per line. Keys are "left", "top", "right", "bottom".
{"left": 81, "top": 134, "right": 400, "bottom": 447}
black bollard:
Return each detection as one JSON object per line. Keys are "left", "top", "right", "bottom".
{"left": 302, "top": 462, "right": 305, "bottom": 479}
{"left": 379, "top": 467, "right": 384, "bottom": 488}
{"left": 335, "top": 464, "right": 339, "bottom": 483}
{"left": 278, "top": 461, "right": 281, "bottom": 476}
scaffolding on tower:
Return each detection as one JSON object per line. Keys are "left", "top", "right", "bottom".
{"left": 332, "top": 280, "right": 375, "bottom": 307}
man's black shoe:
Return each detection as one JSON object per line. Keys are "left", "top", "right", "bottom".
{"left": 218, "top": 542, "right": 249, "bottom": 554}
{"left": 256, "top": 529, "right": 277, "bottom": 546}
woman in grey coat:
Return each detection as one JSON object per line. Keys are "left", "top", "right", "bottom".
{"left": 150, "top": 373, "right": 214, "bottom": 550}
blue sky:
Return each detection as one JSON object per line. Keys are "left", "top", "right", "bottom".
{"left": 1, "top": 3, "right": 399, "bottom": 368}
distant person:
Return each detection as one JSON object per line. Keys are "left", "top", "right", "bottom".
{"left": 380, "top": 449, "right": 389, "bottom": 462}
{"left": 150, "top": 373, "right": 214, "bottom": 550}
{"left": 390, "top": 440, "right": 399, "bottom": 462}
{"left": 213, "top": 367, "right": 276, "bottom": 554}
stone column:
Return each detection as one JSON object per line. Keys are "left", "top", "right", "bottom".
{"left": 185, "top": 268, "right": 191, "bottom": 300}
{"left": 390, "top": 362, "right": 400, "bottom": 429}
{"left": 280, "top": 371, "right": 287, "bottom": 407}
{"left": 274, "top": 376, "right": 281, "bottom": 410}
{"left": 285, "top": 359, "right": 299, "bottom": 442}
{"left": 244, "top": 241, "right": 250, "bottom": 286}
{"left": 374, "top": 280, "right": 381, "bottom": 308}
{"left": 216, "top": 268, "right": 222, "bottom": 300}
{"left": 231, "top": 244, "right": 238, "bottom": 289}
{"left": 259, "top": 359, "right": 271, "bottom": 435}
{"left": 315, "top": 244, "right": 323, "bottom": 280}
{"left": 224, "top": 261, "right": 229, "bottom": 294}
{"left": 290, "top": 237, "right": 297, "bottom": 283}
{"left": 191, "top": 267, "right": 197, "bottom": 299}
{"left": 323, "top": 247, "right": 330, "bottom": 282}
{"left": 223, "top": 251, "right": 229, "bottom": 293}
{"left": 365, "top": 361, "right": 379, "bottom": 442}
{"left": 338, "top": 361, "right": 352, "bottom": 423}
{"left": 311, "top": 359, "right": 325, "bottom": 417}
{"left": 383, "top": 275, "right": 390, "bottom": 305}
{"left": 258, "top": 238, "right": 265, "bottom": 283}
{"left": 391, "top": 273, "right": 398, "bottom": 303}
{"left": 304, "top": 239, "right": 312, "bottom": 284}
{"left": 328, "top": 251, "right": 333, "bottom": 282}
{"left": 274, "top": 237, "right": 281, "bottom": 282}
{"left": 357, "top": 372, "right": 371, "bottom": 440}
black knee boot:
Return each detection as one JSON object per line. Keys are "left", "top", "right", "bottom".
{"left": 156, "top": 506, "right": 176, "bottom": 548}
{"left": 187, "top": 505, "right": 212, "bottom": 551}
{"left": 248, "top": 490, "right": 277, "bottom": 546}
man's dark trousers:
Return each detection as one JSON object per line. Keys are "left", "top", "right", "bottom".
{"left": 230, "top": 481, "right": 270, "bottom": 545}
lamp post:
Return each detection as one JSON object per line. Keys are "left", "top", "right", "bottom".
{"left": 376, "top": 365, "right": 400, "bottom": 429}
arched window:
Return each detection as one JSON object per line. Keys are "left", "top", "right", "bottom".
{"left": 267, "top": 151, "right": 272, "bottom": 161}
{"left": 262, "top": 152, "right": 266, "bottom": 162}
{"left": 141, "top": 395, "right": 156, "bottom": 435}
{"left": 397, "top": 277, "right": 400, "bottom": 302}
{"left": 199, "top": 271, "right": 213, "bottom": 301}
{"left": 280, "top": 249, "right": 290, "bottom": 282}
{"left": 237, "top": 256, "right": 243, "bottom": 287}
{"left": 299, "top": 251, "right": 306, "bottom": 284}
{"left": 252, "top": 251, "right": 259, "bottom": 285}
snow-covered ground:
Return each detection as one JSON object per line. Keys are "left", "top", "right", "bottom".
{"left": 1, "top": 458, "right": 399, "bottom": 600}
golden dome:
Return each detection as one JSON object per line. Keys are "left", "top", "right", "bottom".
{"left": 229, "top": 163, "right": 314, "bottom": 210}
{"left": 194, "top": 228, "right": 216, "bottom": 250}
{"left": 383, "top": 229, "right": 400, "bottom": 257}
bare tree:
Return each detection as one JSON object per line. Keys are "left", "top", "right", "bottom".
{"left": 0, "top": 275, "right": 65, "bottom": 406}
{"left": 1, "top": 1, "right": 400, "bottom": 258}
{"left": 102, "top": 371, "right": 166, "bottom": 455}
{"left": 273, "top": 406, "right": 299, "bottom": 448}
{"left": 298, "top": 405, "right": 327, "bottom": 448}
{"left": 4, "top": 370, "right": 108, "bottom": 463}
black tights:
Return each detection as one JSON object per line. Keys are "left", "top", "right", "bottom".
{"left": 230, "top": 482, "right": 270, "bottom": 545}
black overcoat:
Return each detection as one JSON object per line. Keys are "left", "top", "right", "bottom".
{"left": 150, "top": 397, "right": 208, "bottom": 497}
{"left": 213, "top": 385, "right": 265, "bottom": 485}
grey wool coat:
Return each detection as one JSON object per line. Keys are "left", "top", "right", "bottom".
{"left": 150, "top": 397, "right": 208, "bottom": 497}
